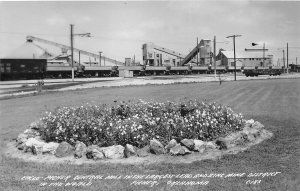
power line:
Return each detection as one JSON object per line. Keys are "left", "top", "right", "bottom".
{"left": 0, "top": 31, "right": 67, "bottom": 37}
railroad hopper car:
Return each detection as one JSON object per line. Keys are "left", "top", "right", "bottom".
{"left": 242, "top": 66, "right": 283, "bottom": 77}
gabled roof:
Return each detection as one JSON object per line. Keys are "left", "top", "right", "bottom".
{"left": 2, "top": 42, "right": 53, "bottom": 59}
{"left": 221, "top": 50, "right": 268, "bottom": 59}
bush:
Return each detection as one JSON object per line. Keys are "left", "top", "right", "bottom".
{"left": 36, "top": 100, "right": 245, "bottom": 148}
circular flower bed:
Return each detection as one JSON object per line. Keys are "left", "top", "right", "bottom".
{"left": 37, "top": 100, "right": 245, "bottom": 148}
{"left": 12, "top": 99, "right": 272, "bottom": 162}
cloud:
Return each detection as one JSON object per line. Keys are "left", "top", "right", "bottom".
{"left": 78, "top": 16, "right": 93, "bottom": 23}
{"left": 112, "top": 28, "right": 145, "bottom": 40}
{"left": 46, "top": 16, "right": 67, "bottom": 26}
{"left": 166, "top": 1, "right": 249, "bottom": 16}
{"left": 139, "top": 19, "right": 165, "bottom": 30}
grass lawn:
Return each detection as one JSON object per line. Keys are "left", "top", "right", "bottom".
{"left": 0, "top": 78, "right": 299, "bottom": 191}
{"left": 0, "top": 80, "right": 114, "bottom": 95}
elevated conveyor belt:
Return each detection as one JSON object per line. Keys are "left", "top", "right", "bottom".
{"left": 26, "top": 36, "right": 124, "bottom": 66}
{"left": 152, "top": 44, "right": 185, "bottom": 59}
{"left": 179, "top": 45, "right": 200, "bottom": 66}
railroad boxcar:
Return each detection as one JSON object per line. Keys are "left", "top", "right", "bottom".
{"left": 0, "top": 59, "right": 47, "bottom": 81}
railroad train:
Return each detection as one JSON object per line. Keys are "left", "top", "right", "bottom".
{"left": 0, "top": 36, "right": 289, "bottom": 81}
{"left": 0, "top": 59, "right": 219, "bottom": 80}
{"left": 0, "top": 58, "right": 286, "bottom": 81}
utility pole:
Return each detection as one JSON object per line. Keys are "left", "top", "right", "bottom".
{"left": 263, "top": 43, "right": 265, "bottom": 67}
{"left": 197, "top": 37, "right": 199, "bottom": 66}
{"left": 297, "top": 57, "right": 298, "bottom": 72}
{"left": 70, "top": 24, "right": 74, "bottom": 81}
{"left": 79, "top": 51, "right": 81, "bottom": 66}
{"left": 287, "top": 43, "right": 289, "bottom": 74}
{"left": 283, "top": 50, "right": 285, "bottom": 71}
{"left": 226, "top": 35, "right": 242, "bottom": 81}
{"left": 70, "top": 24, "right": 91, "bottom": 81}
{"left": 214, "top": 35, "right": 216, "bottom": 78}
{"left": 99, "top": 51, "right": 102, "bottom": 66}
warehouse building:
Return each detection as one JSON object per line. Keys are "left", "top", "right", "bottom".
{"left": 217, "top": 50, "right": 273, "bottom": 68}
{"left": 0, "top": 41, "right": 50, "bottom": 80}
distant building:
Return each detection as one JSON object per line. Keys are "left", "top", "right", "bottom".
{"left": 216, "top": 50, "right": 273, "bottom": 67}
{"left": 142, "top": 40, "right": 212, "bottom": 67}
{"left": 199, "top": 39, "right": 212, "bottom": 65}
{"left": 142, "top": 43, "right": 185, "bottom": 66}
{"left": 0, "top": 41, "right": 48, "bottom": 80}
{"left": 124, "top": 58, "right": 131, "bottom": 66}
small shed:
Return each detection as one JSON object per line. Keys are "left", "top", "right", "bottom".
{"left": 119, "top": 69, "right": 133, "bottom": 78}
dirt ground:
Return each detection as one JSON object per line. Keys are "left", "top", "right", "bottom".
{"left": 0, "top": 78, "right": 299, "bottom": 191}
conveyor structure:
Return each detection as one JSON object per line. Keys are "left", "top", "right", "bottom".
{"left": 26, "top": 36, "right": 124, "bottom": 66}
{"left": 142, "top": 40, "right": 212, "bottom": 67}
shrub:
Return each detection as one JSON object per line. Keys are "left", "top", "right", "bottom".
{"left": 36, "top": 100, "right": 245, "bottom": 148}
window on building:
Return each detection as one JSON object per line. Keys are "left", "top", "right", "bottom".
{"left": 5, "top": 63, "right": 11, "bottom": 73}
{"left": 0, "top": 64, "right": 4, "bottom": 73}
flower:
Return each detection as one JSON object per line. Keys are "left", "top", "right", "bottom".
{"left": 38, "top": 99, "right": 245, "bottom": 148}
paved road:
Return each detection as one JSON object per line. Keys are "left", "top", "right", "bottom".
{"left": 1, "top": 73, "right": 299, "bottom": 99}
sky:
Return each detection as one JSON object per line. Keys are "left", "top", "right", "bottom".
{"left": 0, "top": 0, "right": 299, "bottom": 65}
